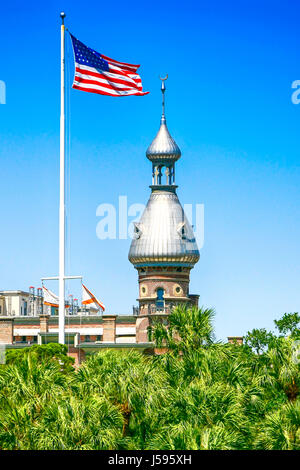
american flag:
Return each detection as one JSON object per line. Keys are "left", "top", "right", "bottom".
{"left": 70, "top": 34, "right": 149, "bottom": 97}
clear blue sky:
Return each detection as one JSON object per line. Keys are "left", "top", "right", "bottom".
{"left": 0, "top": 0, "right": 299, "bottom": 340}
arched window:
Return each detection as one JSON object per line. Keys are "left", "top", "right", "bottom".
{"left": 158, "top": 165, "right": 163, "bottom": 185}
{"left": 156, "top": 288, "right": 165, "bottom": 309}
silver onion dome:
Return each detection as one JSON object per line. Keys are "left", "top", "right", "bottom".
{"left": 128, "top": 190, "right": 200, "bottom": 266}
{"left": 129, "top": 77, "right": 200, "bottom": 267}
{"left": 146, "top": 116, "right": 181, "bottom": 162}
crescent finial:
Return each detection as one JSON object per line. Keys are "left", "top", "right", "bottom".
{"left": 159, "top": 75, "right": 168, "bottom": 118}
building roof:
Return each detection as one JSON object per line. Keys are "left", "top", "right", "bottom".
{"left": 128, "top": 189, "right": 200, "bottom": 266}
{"left": 13, "top": 315, "right": 136, "bottom": 325}
{"left": 0, "top": 290, "right": 30, "bottom": 296}
{"left": 129, "top": 80, "right": 200, "bottom": 267}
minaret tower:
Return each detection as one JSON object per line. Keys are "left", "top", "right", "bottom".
{"left": 129, "top": 78, "right": 200, "bottom": 340}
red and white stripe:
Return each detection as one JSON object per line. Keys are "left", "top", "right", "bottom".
{"left": 43, "top": 286, "right": 59, "bottom": 308}
{"left": 42, "top": 286, "right": 70, "bottom": 308}
{"left": 82, "top": 283, "right": 105, "bottom": 312}
{"left": 73, "top": 54, "right": 149, "bottom": 97}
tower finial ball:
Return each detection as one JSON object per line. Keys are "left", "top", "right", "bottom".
{"left": 60, "top": 12, "right": 66, "bottom": 25}
{"left": 159, "top": 74, "right": 168, "bottom": 91}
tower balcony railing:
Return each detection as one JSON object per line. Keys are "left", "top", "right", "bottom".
{"left": 132, "top": 306, "right": 139, "bottom": 316}
{"left": 132, "top": 305, "right": 171, "bottom": 316}
{"left": 150, "top": 306, "right": 170, "bottom": 315}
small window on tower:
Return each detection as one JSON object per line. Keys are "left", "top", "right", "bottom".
{"left": 177, "top": 222, "right": 186, "bottom": 240}
{"left": 156, "top": 288, "right": 165, "bottom": 309}
{"left": 133, "top": 222, "right": 143, "bottom": 239}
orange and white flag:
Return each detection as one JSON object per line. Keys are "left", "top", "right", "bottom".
{"left": 82, "top": 283, "right": 105, "bottom": 312}
{"left": 43, "top": 286, "right": 59, "bottom": 308}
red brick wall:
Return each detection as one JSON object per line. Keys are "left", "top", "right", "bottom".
{"left": 102, "top": 316, "right": 116, "bottom": 343}
{"left": 136, "top": 316, "right": 150, "bottom": 343}
{"left": 0, "top": 319, "right": 14, "bottom": 344}
{"left": 67, "top": 347, "right": 86, "bottom": 368}
{"left": 137, "top": 267, "right": 193, "bottom": 312}
{"left": 39, "top": 315, "right": 49, "bottom": 333}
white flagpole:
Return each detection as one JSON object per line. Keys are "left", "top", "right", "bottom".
{"left": 59, "top": 12, "right": 66, "bottom": 344}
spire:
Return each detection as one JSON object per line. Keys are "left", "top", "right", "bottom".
{"left": 146, "top": 76, "right": 181, "bottom": 165}
{"left": 161, "top": 74, "right": 167, "bottom": 122}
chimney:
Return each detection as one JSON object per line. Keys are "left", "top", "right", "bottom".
{"left": 102, "top": 315, "right": 116, "bottom": 343}
{"left": 0, "top": 317, "right": 14, "bottom": 344}
{"left": 228, "top": 336, "right": 244, "bottom": 345}
{"left": 39, "top": 314, "right": 50, "bottom": 333}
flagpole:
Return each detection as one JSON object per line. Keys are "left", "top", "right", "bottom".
{"left": 59, "top": 11, "right": 66, "bottom": 345}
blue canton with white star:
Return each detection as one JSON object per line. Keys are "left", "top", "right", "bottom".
{"left": 70, "top": 34, "right": 109, "bottom": 72}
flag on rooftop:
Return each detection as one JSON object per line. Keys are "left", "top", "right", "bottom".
{"left": 43, "top": 286, "right": 59, "bottom": 308}
{"left": 43, "top": 286, "right": 70, "bottom": 308}
{"left": 70, "top": 34, "right": 149, "bottom": 97}
{"left": 82, "top": 283, "right": 105, "bottom": 312}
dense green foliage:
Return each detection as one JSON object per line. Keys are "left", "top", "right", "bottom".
{"left": 5, "top": 343, "right": 75, "bottom": 371}
{"left": 0, "top": 307, "right": 299, "bottom": 450}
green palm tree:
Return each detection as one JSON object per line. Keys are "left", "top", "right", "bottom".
{"left": 0, "top": 306, "right": 299, "bottom": 450}
{"left": 150, "top": 305, "right": 215, "bottom": 353}
{"left": 255, "top": 400, "right": 300, "bottom": 450}
{"left": 74, "top": 349, "right": 170, "bottom": 446}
